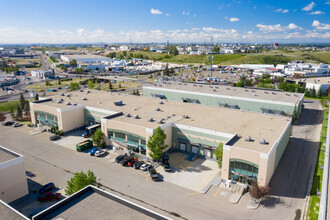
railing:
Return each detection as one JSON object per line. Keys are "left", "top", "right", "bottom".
{"left": 319, "top": 106, "right": 330, "bottom": 220}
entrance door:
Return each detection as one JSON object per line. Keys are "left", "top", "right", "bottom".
{"left": 192, "top": 145, "right": 199, "bottom": 154}
{"left": 179, "top": 143, "right": 186, "bottom": 151}
{"left": 205, "top": 149, "right": 212, "bottom": 158}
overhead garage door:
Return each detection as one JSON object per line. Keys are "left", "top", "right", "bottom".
{"left": 192, "top": 145, "right": 199, "bottom": 153}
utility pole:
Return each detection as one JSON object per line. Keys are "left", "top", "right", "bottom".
{"left": 208, "top": 56, "right": 213, "bottom": 77}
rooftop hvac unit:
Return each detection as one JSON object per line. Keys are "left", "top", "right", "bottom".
{"left": 154, "top": 83, "right": 157, "bottom": 86}
{"left": 215, "top": 86, "right": 219, "bottom": 89}
{"left": 245, "top": 136, "right": 252, "bottom": 142}
{"left": 184, "top": 83, "right": 187, "bottom": 85}
{"left": 193, "top": 84, "right": 197, "bottom": 87}
{"left": 86, "top": 91, "right": 90, "bottom": 94}
{"left": 183, "top": 115, "right": 189, "bottom": 119}
{"left": 73, "top": 103, "right": 77, "bottom": 106}
{"left": 133, "top": 107, "right": 137, "bottom": 111}
{"left": 82, "top": 97, "right": 87, "bottom": 100}
{"left": 254, "top": 93, "right": 257, "bottom": 96}
{"left": 125, "top": 113, "right": 131, "bottom": 117}
{"left": 252, "top": 90, "right": 255, "bottom": 92}
{"left": 213, "top": 89, "right": 217, "bottom": 92}
{"left": 286, "top": 94, "right": 290, "bottom": 96}
{"left": 79, "top": 89, "right": 83, "bottom": 92}
{"left": 155, "top": 107, "right": 161, "bottom": 111}
{"left": 178, "top": 83, "right": 182, "bottom": 85}
{"left": 272, "top": 92, "right": 276, "bottom": 95}
{"left": 264, "top": 91, "right": 269, "bottom": 94}
{"left": 98, "top": 101, "right": 102, "bottom": 104}
{"left": 57, "top": 100, "right": 63, "bottom": 104}
{"left": 159, "top": 101, "right": 164, "bottom": 104}
{"left": 66, "top": 94, "right": 70, "bottom": 97}
{"left": 60, "top": 93, "right": 65, "bottom": 96}
{"left": 199, "top": 85, "right": 203, "bottom": 87}
{"left": 133, "top": 115, "right": 139, "bottom": 119}
{"left": 148, "top": 117, "right": 153, "bottom": 122}
{"left": 172, "top": 114, "right": 176, "bottom": 116}
{"left": 66, "top": 102, "right": 71, "bottom": 105}
{"left": 209, "top": 86, "right": 213, "bottom": 88}
{"left": 294, "top": 94, "right": 298, "bottom": 97}
{"left": 157, "top": 119, "right": 164, "bottom": 124}
{"left": 260, "top": 139, "right": 267, "bottom": 144}
{"left": 114, "top": 100, "right": 122, "bottom": 106}
{"left": 245, "top": 89, "right": 248, "bottom": 92}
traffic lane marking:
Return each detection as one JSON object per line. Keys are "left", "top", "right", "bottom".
{"left": 213, "top": 187, "right": 221, "bottom": 198}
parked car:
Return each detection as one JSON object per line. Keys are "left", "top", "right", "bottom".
{"left": 140, "top": 163, "right": 153, "bottom": 171}
{"left": 115, "top": 154, "right": 128, "bottom": 163}
{"left": 39, "top": 182, "right": 55, "bottom": 194}
{"left": 27, "top": 82, "right": 32, "bottom": 85}
{"left": 120, "top": 156, "right": 134, "bottom": 166}
{"left": 127, "top": 159, "right": 138, "bottom": 167}
{"left": 49, "top": 134, "right": 60, "bottom": 141}
{"left": 51, "top": 89, "right": 57, "bottom": 92}
{"left": 2, "top": 121, "right": 15, "bottom": 126}
{"left": 38, "top": 192, "right": 61, "bottom": 202}
{"left": 12, "top": 123, "right": 23, "bottom": 127}
{"left": 65, "top": 86, "right": 70, "bottom": 89}
{"left": 95, "top": 149, "right": 106, "bottom": 157}
{"left": 58, "top": 87, "right": 62, "bottom": 89}
{"left": 149, "top": 168, "right": 159, "bottom": 181}
{"left": 133, "top": 161, "right": 144, "bottom": 169}
{"left": 89, "top": 147, "right": 99, "bottom": 156}
{"left": 164, "top": 161, "right": 171, "bottom": 172}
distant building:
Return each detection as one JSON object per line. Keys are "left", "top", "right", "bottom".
{"left": 60, "top": 55, "right": 111, "bottom": 63}
{"left": 31, "top": 70, "right": 55, "bottom": 79}
{"left": 0, "top": 146, "right": 28, "bottom": 203}
{"left": 14, "top": 49, "right": 25, "bottom": 55}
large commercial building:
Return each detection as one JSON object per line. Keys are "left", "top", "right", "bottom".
{"left": 143, "top": 83, "right": 304, "bottom": 117}
{"left": 294, "top": 77, "right": 330, "bottom": 93}
{"left": 0, "top": 146, "right": 28, "bottom": 203}
{"left": 60, "top": 54, "right": 111, "bottom": 63}
{"left": 30, "top": 89, "right": 292, "bottom": 186}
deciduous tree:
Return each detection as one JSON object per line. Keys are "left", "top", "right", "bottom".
{"left": 65, "top": 170, "right": 97, "bottom": 195}
{"left": 147, "top": 126, "right": 167, "bottom": 160}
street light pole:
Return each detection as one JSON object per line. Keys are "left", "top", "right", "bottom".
{"left": 210, "top": 56, "right": 213, "bottom": 77}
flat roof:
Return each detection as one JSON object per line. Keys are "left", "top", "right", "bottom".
{"left": 144, "top": 83, "right": 303, "bottom": 104}
{"left": 0, "top": 200, "right": 28, "bottom": 220}
{"left": 0, "top": 146, "right": 20, "bottom": 164}
{"left": 33, "top": 186, "right": 169, "bottom": 220}
{"left": 62, "top": 54, "right": 109, "bottom": 59}
{"left": 294, "top": 77, "right": 330, "bottom": 85}
{"left": 35, "top": 90, "right": 291, "bottom": 153}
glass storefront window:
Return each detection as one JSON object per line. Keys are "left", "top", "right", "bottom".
{"left": 229, "top": 159, "right": 258, "bottom": 185}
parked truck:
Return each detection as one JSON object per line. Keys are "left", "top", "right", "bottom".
{"left": 76, "top": 140, "right": 93, "bottom": 152}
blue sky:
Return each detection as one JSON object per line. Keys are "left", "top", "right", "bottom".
{"left": 0, "top": 0, "right": 329, "bottom": 43}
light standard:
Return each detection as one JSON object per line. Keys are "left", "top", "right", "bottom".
{"left": 208, "top": 56, "right": 214, "bottom": 77}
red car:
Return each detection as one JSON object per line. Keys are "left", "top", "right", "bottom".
{"left": 127, "top": 159, "right": 138, "bottom": 167}
{"left": 38, "top": 192, "right": 61, "bottom": 202}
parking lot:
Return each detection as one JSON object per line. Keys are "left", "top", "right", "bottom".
{"left": 158, "top": 152, "right": 221, "bottom": 193}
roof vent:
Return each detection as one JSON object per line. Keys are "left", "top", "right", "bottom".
{"left": 245, "top": 89, "right": 248, "bottom": 92}
{"left": 226, "top": 87, "right": 230, "bottom": 90}
{"left": 178, "top": 83, "right": 182, "bottom": 85}
{"left": 183, "top": 115, "right": 189, "bottom": 119}
{"left": 193, "top": 84, "right": 197, "bottom": 87}
{"left": 286, "top": 93, "right": 290, "bottom": 96}
{"left": 254, "top": 93, "right": 257, "bottom": 96}
{"left": 155, "top": 107, "right": 161, "bottom": 111}
{"left": 159, "top": 101, "right": 164, "bottom": 104}
{"left": 57, "top": 99, "right": 63, "bottom": 104}
{"left": 133, "top": 107, "right": 137, "bottom": 111}
{"left": 82, "top": 97, "right": 87, "bottom": 100}
{"left": 157, "top": 119, "right": 164, "bottom": 124}
{"left": 260, "top": 139, "right": 267, "bottom": 144}
{"left": 66, "top": 102, "right": 71, "bottom": 105}
{"left": 73, "top": 103, "right": 77, "bottom": 106}
{"left": 154, "top": 83, "right": 157, "bottom": 86}
{"left": 98, "top": 101, "right": 102, "bottom": 104}
{"left": 125, "top": 113, "right": 131, "bottom": 117}
{"left": 272, "top": 92, "right": 276, "bottom": 95}
{"left": 60, "top": 93, "right": 65, "bottom": 96}
{"left": 245, "top": 136, "right": 252, "bottom": 142}
{"left": 66, "top": 94, "right": 70, "bottom": 97}
{"left": 294, "top": 94, "right": 298, "bottom": 97}
{"left": 172, "top": 114, "right": 176, "bottom": 116}
{"left": 133, "top": 115, "right": 139, "bottom": 119}
{"left": 184, "top": 83, "right": 187, "bottom": 85}
{"left": 148, "top": 117, "right": 153, "bottom": 122}
{"left": 215, "top": 86, "right": 219, "bottom": 89}
{"left": 252, "top": 90, "right": 255, "bottom": 92}
{"left": 86, "top": 91, "right": 90, "bottom": 94}
{"left": 114, "top": 100, "right": 122, "bottom": 106}
{"left": 264, "top": 91, "right": 269, "bottom": 94}
{"left": 213, "top": 89, "right": 217, "bottom": 92}
{"left": 209, "top": 86, "right": 213, "bottom": 88}
{"left": 79, "top": 89, "right": 83, "bottom": 92}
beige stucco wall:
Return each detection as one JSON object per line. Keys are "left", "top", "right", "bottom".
{"left": 59, "top": 106, "right": 84, "bottom": 132}
{"left": 30, "top": 102, "right": 59, "bottom": 125}
{"left": 0, "top": 159, "right": 28, "bottom": 203}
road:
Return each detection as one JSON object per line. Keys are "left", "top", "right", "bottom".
{"left": 0, "top": 100, "right": 323, "bottom": 220}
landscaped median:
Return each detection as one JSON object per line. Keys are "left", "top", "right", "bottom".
{"left": 0, "top": 100, "right": 19, "bottom": 113}
{"left": 308, "top": 105, "right": 328, "bottom": 219}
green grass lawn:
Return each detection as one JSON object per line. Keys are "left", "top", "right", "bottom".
{"left": 0, "top": 100, "right": 19, "bottom": 113}
{"left": 27, "top": 78, "right": 91, "bottom": 90}
{"left": 308, "top": 106, "right": 328, "bottom": 219}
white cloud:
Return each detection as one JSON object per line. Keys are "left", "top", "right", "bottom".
{"left": 302, "top": 2, "right": 315, "bottom": 11}
{"left": 165, "top": 13, "right": 170, "bottom": 16}
{"left": 256, "top": 23, "right": 302, "bottom": 32}
{"left": 282, "top": 9, "right": 289, "bottom": 13}
{"left": 150, "top": 8, "right": 163, "bottom": 15}
{"left": 191, "top": 28, "right": 200, "bottom": 31}
{"left": 275, "top": 8, "right": 289, "bottom": 13}
{"left": 312, "top": 20, "right": 330, "bottom": 30}
{"left": 310, "top": 11, "right": 325, "bottom": 15}
{"left": 256, "top": 24, "right": 284, "bottom": 32}
{"left": 229, "top": 17, "right": 240, "bottom": 22}
{"left": 326, "top": 1, "right": 330, "bottom": 4}
{"left": 275, "top": 8, "right": 283, "bottom": 12}
{"left": 182, "top": 11, "right": 190, "bottom": 15}
{"left": 193, "top": 14, "right": 197, "bottom": 17}
{"left": 247, "top": 31, "right": 253, "bottom": 34}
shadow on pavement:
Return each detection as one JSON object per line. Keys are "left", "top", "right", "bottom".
{"left": 261, "top": 196, "right": 287, "bottom": 209}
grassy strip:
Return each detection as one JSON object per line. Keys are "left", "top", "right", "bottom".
{"left": 308, "top": 106, "right": 328, "bottom": 219}
{"left": 0, "top": 100, "right": 19, "bottom": 113}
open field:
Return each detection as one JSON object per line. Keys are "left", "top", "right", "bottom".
{"left": 26, "top": 78, "right": 91, "bottom": 89}
{"left": 0, "top": 100, "right": 19, "bottom": 113}
{"left": 114, "top": 50, "right": 330, "bottom": 65}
